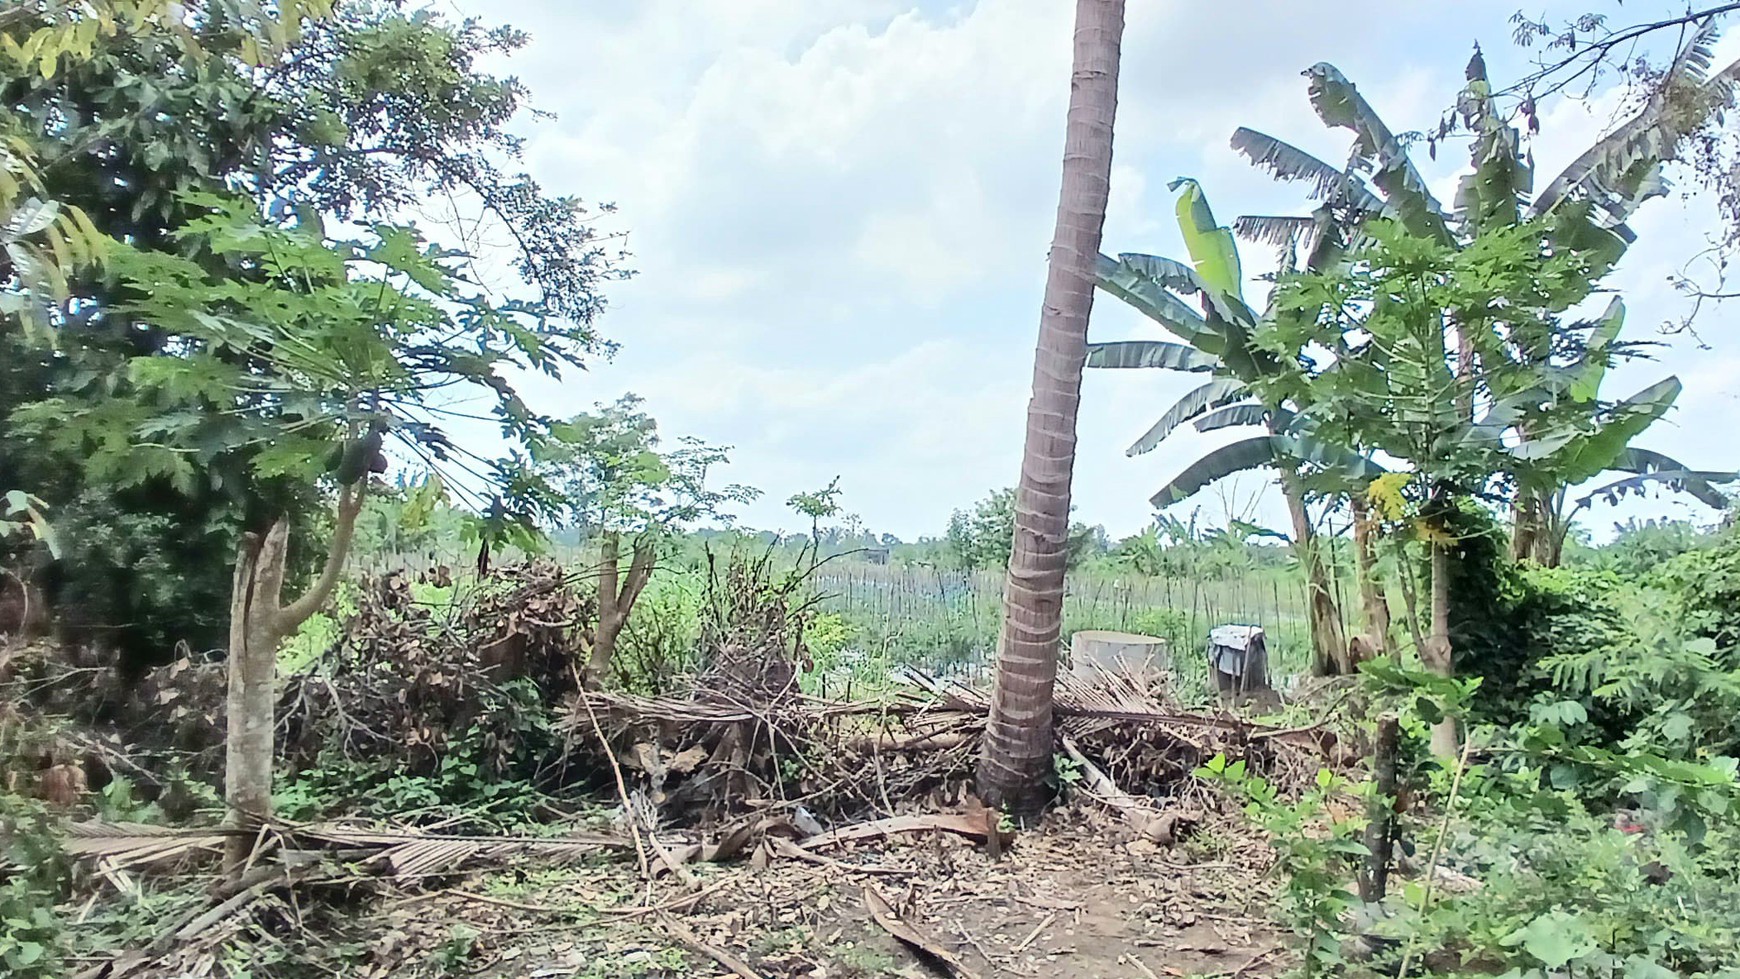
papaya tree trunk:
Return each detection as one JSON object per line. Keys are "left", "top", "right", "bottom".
{"left": 1510, "top": 490, "right": 1546, "bottom": 564}
{"left": 1281, "top": 470, "right": 1348, "bottom": 676}
{"left": 978, "top": 0, "right": 1124, "bottom": 817}
{"left": 1424, "top": 541, "right": 1458, "bottom": 758}
{"left": 1351, "top": 495, "right": 1393, "bottom": 658}
{"left": 587, "top": 530, "right": 655, "bottom": 686}
{"left": 224, "top": 484, "right": 363, "bottom": 871}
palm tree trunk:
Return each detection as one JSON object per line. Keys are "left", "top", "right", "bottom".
{"left": 1351, "top": 496, "right": 1393, "bottom": 658}
{"left": 977, "top": 0, "right": 1124, "bottom": 817}
{"left": 1281, "top": 471, "right": 1348, "bottom": 676}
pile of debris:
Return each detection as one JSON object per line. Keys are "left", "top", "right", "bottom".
{"left": 278, "top": 560, "right": 594, "bottom": 781}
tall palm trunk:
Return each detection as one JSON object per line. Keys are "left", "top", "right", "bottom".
{"left": 1280, "top": 469, "right": 1348, "bottom": 675}
{"left": 977, "top": 0, "right": 1124, "bottom": 816}
{"left": 1351, "top": 495, "right": 1393, "bottom": 658}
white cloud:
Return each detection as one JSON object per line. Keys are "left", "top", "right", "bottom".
{"left": 447, "top": 0, "right": 1740, "bottom": 540}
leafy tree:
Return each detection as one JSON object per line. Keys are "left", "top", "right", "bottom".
{"left": 539, "top": 395, "right": 755, "bottom": 685}
{"left": 15, "top": 196, "right": 591, "bottom": 861}
{"left": 945, "top": 487, "right": 1099, "bottom": 572}
{"left": 1, "top": 0, "right": 620, "bottom": 659}
{"left": 979, "top": 0, "right": 1124, "bottom": 814}
{"left": 787, "top": 476, "right": 844, "bottom": 562}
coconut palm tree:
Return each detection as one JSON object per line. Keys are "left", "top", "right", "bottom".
{"left": 976, "top": 0, "right": 1125, "bottom": 815}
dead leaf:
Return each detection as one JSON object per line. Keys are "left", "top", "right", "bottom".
{"left": 862, "top": 885, "right": 981, "bottom": 979}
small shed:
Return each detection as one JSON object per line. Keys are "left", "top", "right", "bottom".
{"left": 1206, "top": 624, "right": 1270, "bottom": 702}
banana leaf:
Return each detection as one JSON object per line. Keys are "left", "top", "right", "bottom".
{"left": 1607, "top": 447, "right": 1734, "bottom": 509}
{"left": 1304, "top": 63, "right": 1451, "bottom": 244}
{"left": 1576, "top": 469, "right": 1737, "bottom": 512}
{"left": 1229, "top": 127, "right": 1383, "bottom": 214}
{"left": 1094, "top": 252, "right": 1220, "bottom": 351}
{"left": 1085, "top": 340, "right": 1220, "bottom": 372}
{"left": 1126, "top": 378, "right": 1248, "bottom": 457}
{"left": 1150, "top": 437, "right": 1278, "bottom": 508}
{"left": 1532, "top": 22, "right": 1740, "bottom": 228}
{"left": 1169, "top": 177, "right": 1242, "bottom": 301}
{"left": 1192, "top": 401, "right": 1276, "bottom": 434}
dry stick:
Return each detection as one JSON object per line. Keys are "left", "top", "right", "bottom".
{"left": 575, "top": 666, "right": 651, "bottom": 888}
{"left": 661, "top": 912, "right": 766, "bottom": 979}
{"left": 1013, "top": 912, "right": 1056, "bottom": 953}
{"left": 1395, "top": 734, "right": 1477, "bottom": 979}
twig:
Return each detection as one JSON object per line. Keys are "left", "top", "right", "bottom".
{"left": 770, "top": 837, "right": 914, "bottom": 876}
{"left": 1395, "top": 734, "right": 1476, "bottom": 979}
{"left": 1013, "top": 912, "right": 1055, "bottom": 953}
{"left": 1125, "top": 954, "right": 1162, "bottom": 979}
{"left": 660, "top": 913, "right": 766, "bottom": 979}
{"left": 574, "top": 662, "right": 650, "bottom": 887}
{"left": 1230, "top": 947, "right": 1278, "bottom": 977}
{"left": 598, "top": 877, "right": 737, "bottom": 918}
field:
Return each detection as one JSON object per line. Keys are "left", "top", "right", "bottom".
{"left": 811, "top": 561, "right": 1316, "bottom": 702}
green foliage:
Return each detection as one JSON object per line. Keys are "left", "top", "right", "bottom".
{"left": 611, "top": 572, "right": 703, "bottom": 695}
{"left": 541, "top": 395, "right": 757, "bottom": 535}
{"left": 944, "top": 487, "right": 1101, "bottom": 571}
{"left": 1199, "top": 755, "right": 1366, "bottom": 977}
{"left": 2, "top": 0, "right": 616, "bottom": 652}
{"left": 0, "top": 793, "right": 68, "bottom": 979}
{"left": 275, "top": 678, "right": 560, "bottom": 830}
{"left": 1660, "top": 525, "right": 1740, "bottom": 651}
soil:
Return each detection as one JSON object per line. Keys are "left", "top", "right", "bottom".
{"left": 357, "top": 805, "right": 1288, "bottom": 979}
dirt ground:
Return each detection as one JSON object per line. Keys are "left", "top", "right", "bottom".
{"left": 356, "top": 805, "right": 1287, "bottom": 979}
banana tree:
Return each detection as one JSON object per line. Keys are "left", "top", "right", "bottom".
{"left": 1091, "top": 179, "right": 1382, "bottom": 675}
{"left": 1235, "top": 45, "right": 1740, "bottom": 567}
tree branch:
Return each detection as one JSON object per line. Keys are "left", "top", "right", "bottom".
{"left": 275, "top": 482, "right": 364, "bottom": 634}
{"left": 619, "top": 533, "right": 657, "bottom": 617}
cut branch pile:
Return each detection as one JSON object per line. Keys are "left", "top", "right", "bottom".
{"left": 279, "top": 560, "right": 593, "bottom": 779}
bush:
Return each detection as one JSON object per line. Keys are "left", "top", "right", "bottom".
{"left": 1660, "top": 525, "right": 1740, "bottom": 652}
{"left": 0, "top": 793, "right": 68, "bottom": 979}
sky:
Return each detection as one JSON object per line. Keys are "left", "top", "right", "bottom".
{"left": 435, "top": 0, "right": 1740, "bottom": 542}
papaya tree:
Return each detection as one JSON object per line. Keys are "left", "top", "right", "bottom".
{"left": 14, "top": 196, "right": 588, "bottom": 860}
{"left": 3, "top": 0, "right": 615, "bottom": 660}
{"left": 538, "top": 395, "right": 755, "bottom": 686}
{"left": 1268, "top": 215, "right": 1696, "bottom": 756}
{"left": 1091, "top": 179, "right": 1382, "bottom": 673}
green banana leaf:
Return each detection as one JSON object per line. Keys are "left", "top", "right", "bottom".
{"left": 1520, "top": 376, "right": 1683, "bottom": 483}
{"left": 1569, "top": 297, "right": 1627, "bottom": 403}
{"left": 1453, "top": 49, "right": 1530, "bottom": 237}
{"left": 1094, "top": 252, "right": 1219, "bottom": 351}
{"left": 1169, "top": 177, "right": 1243, "bottom": 301}
{"left": 1150, "top": 433, "right": 1382, "bottom": 507}
{"left": 1150, "top": 437, "right": 1279, "bottom": 508}
{"left": 1304, "top": 63, "right": 1451, "bottom": 245}
{"left": 1576, "top": 469, "right": 1737, "bottom": 513}
{"left": 1116, "top": 252, "right": 1256, "bottom": 329}
{"left": 1126, "top": 378, "right": 1248, "bottom": 457}
{"left": 1086, "top": 340, "right": 1221, "bottom": 372}
{"left": 1607, "top": 447, "right": 1734, "bottom": 509}
{"left": 1192, "top": 401, "right": 1275, "bottom": 434}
